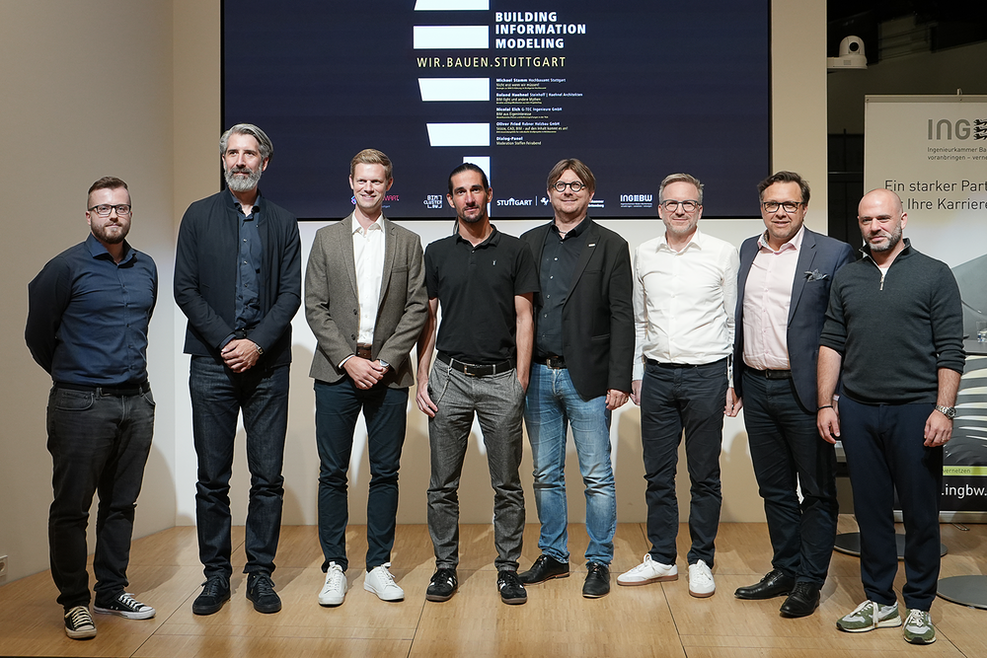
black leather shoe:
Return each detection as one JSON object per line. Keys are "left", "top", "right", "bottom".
{"left": 192, "top": 575, "right": 231, "bottom": 615}
{"left": 734, "top": 569, "right": 795, "bottom": 600}
{"left": 497, "top": 570, "right": 527, "bottom": 605}
{"left": 519, "top": 554, "right": 570, "bottom": 584}
{"left": 780, "top": 581, "right": 820, "bottom": 618}
{"left": 582, "top": 563, "right": 610, "bottom": 598}
{"left": 246, "top": 573, "right": 282, "bottom": 614}
{"left": 426, "top": 568, "right": 458, "bottom": 602}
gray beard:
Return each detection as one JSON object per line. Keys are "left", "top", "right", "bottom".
{"left": 225, "top": 166, "right": 263, "bottom": 192}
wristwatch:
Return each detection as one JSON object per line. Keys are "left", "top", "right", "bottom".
{"left": 935, "top": 405, "right": 956, "bottom": 420}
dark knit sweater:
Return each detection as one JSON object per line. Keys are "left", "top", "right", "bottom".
{"left": 819, "top": 239, "right": 965, "bottom": 404}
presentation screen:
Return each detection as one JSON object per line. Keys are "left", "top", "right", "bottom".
{"left": 223, "top": 1, "right": 770, "bottom": 220}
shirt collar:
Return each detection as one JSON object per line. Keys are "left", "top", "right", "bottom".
{"left": 86, "top": 233, "right": 134, "bottom": 263}
{"left": 351, "top": 213, "right": 385, "bottom": 235}
{"left": 757, "top": 223, "right": 805, "bottom": 254}
{"left": 656, "top": 226, "right": 704, "bottom": 252}
{"left": 550, "top": 216, "right": 589, "bottom": 239}
{"left": 228, "top": 189, "right": 261, "bottom": 214}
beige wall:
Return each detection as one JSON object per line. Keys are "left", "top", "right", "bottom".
{"left": 0, "top": 0, "right": 827, "bottom": 583}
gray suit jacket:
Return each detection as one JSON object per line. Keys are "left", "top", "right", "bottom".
{"left": 305, "top": 214, "right": 427, "bottom": 388}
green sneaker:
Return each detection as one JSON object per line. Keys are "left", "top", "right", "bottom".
{"left": 902, "top": 609, "right": 936, "bottom": 644}
{"left": 836, "top": 600, "right": 902, "bottom": 632}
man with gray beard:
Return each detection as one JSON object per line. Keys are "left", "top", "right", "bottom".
{"left": 175, "top": 123, "right": 301, "bottom": 616}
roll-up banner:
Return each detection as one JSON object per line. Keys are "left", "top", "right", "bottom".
{"left": 864, "top": 95, "right": 987, "bottom": 521}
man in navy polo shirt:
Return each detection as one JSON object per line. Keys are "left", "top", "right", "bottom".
{"left": 27, "top": 176, "right": 158, "bottom": 639}
{"left": 416, "top": 163, "right": 538, "bottom": 605}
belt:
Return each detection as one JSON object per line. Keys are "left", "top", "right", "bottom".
{"left": 750, "top": 368, "right": 792, "bottom": 380}
{"left": 356, "top": 343, "right": 373, "bottom": 360}
{"left": 437, "top": 352, "right": 513, "bottom": 377}
{"left": 56, "top": 381, "right": 150, "bottom": 397}
{"left": 538, "top": 355, "right": 567, "bottom": 369}
{"left": 647, "top": 357, "right": 727, "bottom": 370}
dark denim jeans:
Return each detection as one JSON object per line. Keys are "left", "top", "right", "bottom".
{"left": 640, "top": 359, "right": 727, "bottom": 567}
{"left": 46, "top": 385, "right": 154, "bottom": 609}
{"left": 426, "top": 364, "right": 526, "bottom": 571}
{"left": 523, "top": 363, "right": 616, "bottom": 566}
{"left": 840, "top": 396, "right": 942, "bottom": 611}
{"left": 190, "top": 356, "right": 289, "bottom": 579}
{"left": 741, "top": 369, "right": 838, "bottom": 585}
{"left": 314, "top": 378, "right": 407, "bottom": 573}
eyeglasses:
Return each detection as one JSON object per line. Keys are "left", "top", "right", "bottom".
{"left": 553, "top": 180, "right": 586, "bottom": 193}
{"left": 761, "top": 201, "right": 803, "bottom": 214}
{"left": 88, "top": 204, "right": 132, "bottom": 217}
{"left": 659, "top": 200, "right": 700, "bottom": 213}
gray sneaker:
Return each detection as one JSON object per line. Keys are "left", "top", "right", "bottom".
{"left": 836, "top": 600, "right": 902, "bottom": 632}
{"left": 902, "top": 608, "right": 936, "bottom": 644}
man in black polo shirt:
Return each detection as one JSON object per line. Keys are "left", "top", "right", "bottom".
{"left": 27, "top": 176, "right": 157, "bottom": 639}
{"left": 416, "top": 163, "right": 538, "bottom": 605}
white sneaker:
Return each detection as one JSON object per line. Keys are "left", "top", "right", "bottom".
{"left": 617, "top": 554, "right": 678, "bottom": 586}
{"left": 364, "top": 563, "right": 405, "bottom": 601}
{"left": 318, "top": 562, "right": 347, "bottom": 606}
{"left": 688, "top": 560, "right": 715, "bottom": 598}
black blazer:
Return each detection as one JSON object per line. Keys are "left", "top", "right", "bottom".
{"left": 174, "top": 190, "right": 302, "bottom": 367}
{"left": 521, "top": 219, "right": 634, "bottom": 400}
{"left": 734, "top": 228, "right": 854, "bottom": 410}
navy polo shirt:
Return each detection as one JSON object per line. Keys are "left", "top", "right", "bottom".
{"left": 424, "top": 226, "right": 538, "bottom": 364}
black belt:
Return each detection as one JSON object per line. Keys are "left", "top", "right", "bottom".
{"left": 56, "top": 381, "right": 150, "bottom": 397}
{"left": 749, "top": 368, "right": 792, "bottom": 380}
{"left": 437, "top": 352, "right": 513, "bottom": 377}
{"left": 538, "top": 355, "right": 566, "bottom": 369}
{"left": 356, "top": 343, "right": 373, "bottom": 359}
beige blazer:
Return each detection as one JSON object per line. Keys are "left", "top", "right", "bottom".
{"left": 304, "top": 213, "right": 427, "bottom": 388}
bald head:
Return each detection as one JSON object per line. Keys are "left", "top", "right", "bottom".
{"left": 858, "top": 188, "right": 907, "bottom": 258}
{"left": 859, "top": 188, "right": 903, "bottom": 217}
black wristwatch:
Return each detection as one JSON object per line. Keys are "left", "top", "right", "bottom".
{"left": 935, "top": 405, "right": 956, "bottom": 420}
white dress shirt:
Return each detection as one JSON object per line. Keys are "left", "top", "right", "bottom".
{"left": 742, "top": 225, "right": 804, "bottom": 371}
{"left": 352, "top": 213, "right": 386, "bottom": 345}
{"left": 632, "top": 228, "right": 739, "bottom": 381}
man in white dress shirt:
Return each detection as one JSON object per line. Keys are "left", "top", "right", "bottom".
{"left": 304, "top": 149, "right": 427, "bottom": 607}
{"left": 617, "top": 173, "right": 739, "bottom": 598}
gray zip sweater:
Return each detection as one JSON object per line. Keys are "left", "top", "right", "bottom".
{"left": 819, "top": 239, "right": 965, "bottom": 405}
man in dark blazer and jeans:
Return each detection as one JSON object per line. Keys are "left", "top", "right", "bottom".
{"left": 732, "top": 171, "right": 853, "bottom": 617}
{"left": 175, "top": 123, "right": 301, "bottom": 616}
{"left": 518, "top": 159, "right": 634, "bottom": 598}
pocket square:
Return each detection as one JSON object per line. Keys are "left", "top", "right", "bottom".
{"left": 805, "top": 269, "right": 829, "bottom": 281}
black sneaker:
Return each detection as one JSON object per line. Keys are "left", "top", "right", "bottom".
{"left": 426, "top": 568, "right": 458, "bottom": 602}
{"left": 94, "top": 592, "right": 156, "bottom": 619}
{"left": 582, "top": 563, "right": 611, "bottom": 598}
{"left": 246, "top": 573, "right": 282, "bottom": 614}
{"left": 64, "top": 605, "right": 97, "bottom": 640}
{"left": 497, "top": 570, "right": 527, "bottom": 605}
{"left": 192, "top": 575, "right": 230, "bottom": 615}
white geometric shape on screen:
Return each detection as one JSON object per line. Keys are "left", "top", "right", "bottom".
{"left": 414, "top": 0, "right": 488, "bottom": 10}
{"left": 414, "top": 26, "right": 488, "bottom": 49}
{"left": 463, "top": 156, "right": 490, "bottom": 178}
{"left": 419, "top": 78, "right": 490, "bottom": 102}
{"left": 426, "top": 123, "right": 490, "bottom": 147}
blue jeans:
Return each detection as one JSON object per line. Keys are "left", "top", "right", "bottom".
{"left": 840, "top": 396, "right": 942, "bottom": 611}
{"left": 46, "top": 385, "right": 154, "bottom": 609}
{"left": 741, "top": 369, "right": 838, "bottom": 586}
{"left": 314, "top": 378, "right": 407, "bottom": 573}
{"left": 523, "top": 363, "right": 616, "bottom": 565}
{"left": 426, "top": 363, "right": 526, "bottom": 571}
{"left": 190, "top": 356, "right": 289, "bottom": 580}
{"left": 640, "top": 359, "right": 727, "bottom": 567}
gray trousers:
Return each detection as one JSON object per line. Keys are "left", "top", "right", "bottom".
{"left": 426, "top": 364, "right": 526, "bottom": 571}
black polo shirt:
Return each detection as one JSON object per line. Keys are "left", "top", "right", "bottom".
{"left": 425, "top": 226, "right": 539, "bottom": 364}
{"left": 536, "top": 218, "right": 589, "bottom": 357}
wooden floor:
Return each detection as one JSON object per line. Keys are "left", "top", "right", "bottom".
{"left": 1, "top": 517, "right": 985, "bottom": 657}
